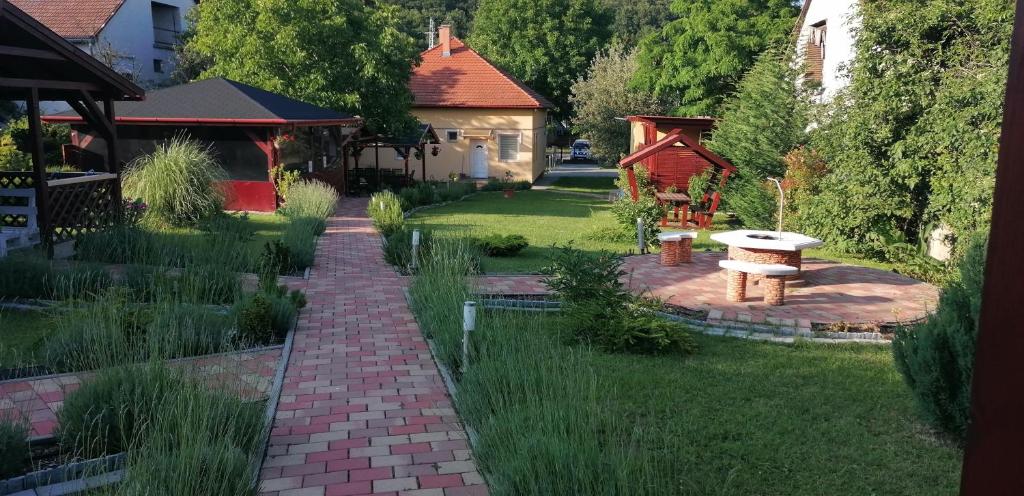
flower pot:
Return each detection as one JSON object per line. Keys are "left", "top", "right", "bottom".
{"left": 503, "top": 189, "right": 515, "bottom": 199}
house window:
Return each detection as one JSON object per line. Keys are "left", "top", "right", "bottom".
{"left": 446, "top": 130, "right": 459, "bottom": 142}
{"left": 151, "top": 2, "right": 181, "bottom": 49}
{"left": 498, "top": 134, "right": 519, "bottom": 161}
{"left": 804, "top": 20, "right": 827, "bottom": 83}
{"left": 153, "top": 59, "right": 164, "bottom": 73}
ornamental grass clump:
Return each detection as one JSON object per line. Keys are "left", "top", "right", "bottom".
{"left": 282, "top": 217, "right": 322, "bottom": 272}
{"left": 367, "top": 190, "right": 404, "bottom": 236}
{"left": 279, "top": 180, "right": 338, "bottom": 223}
{"left": 122, "top": 136, "right": 227, "bottom": 226}
{"left": 0, "top": 416, "right": 29, "bottom": 479}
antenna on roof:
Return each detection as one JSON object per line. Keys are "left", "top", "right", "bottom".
{"left": 426, "top": 17, "right": 436, "bottom": 48}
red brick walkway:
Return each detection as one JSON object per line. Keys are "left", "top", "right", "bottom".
{"left": 477, "top": 252, "right": 939, "bottom": 329}
{"left": 259, "top": 198, "right": 486, "bottom": 496}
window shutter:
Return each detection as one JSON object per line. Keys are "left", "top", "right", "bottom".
{"left": 499, "top": 134, "right": 519, "bottom": 160}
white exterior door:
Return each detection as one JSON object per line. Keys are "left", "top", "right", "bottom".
{"left": 470, "top": 140, "right": 488, "bottom": 178}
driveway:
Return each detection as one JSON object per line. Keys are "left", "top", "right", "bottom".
{"left": 534, "top": 160, "right": 618, "bottom": 188}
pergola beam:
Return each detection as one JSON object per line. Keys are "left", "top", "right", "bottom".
{"left": 0, "top": 45, "right": 64, "bottom": 61}
{"left": 0, "top": 77, "right": 101, "bottom": 92}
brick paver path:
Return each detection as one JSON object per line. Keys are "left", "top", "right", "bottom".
{"left": 259, "top": 198, "right": 486, "bottom": 496}
{"left": 0, "top": 348, "right": 280, "bottom": 437}
{"left": 477, "top": 252, "right": 939, "bottom": 329}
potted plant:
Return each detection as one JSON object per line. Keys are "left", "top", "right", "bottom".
{"left": 502, "top": 170, "right": 516, "bottom": 199}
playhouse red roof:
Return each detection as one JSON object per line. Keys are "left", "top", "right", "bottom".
{"left": 410, "top": 37, "right": 553, "bottom": 110}
{"left": 9, "top": 0, "right": 124, "bottom": 39}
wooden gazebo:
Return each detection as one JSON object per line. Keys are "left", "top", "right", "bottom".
{"left": 0, "top": 0, "right": 144, "bottom": 254}
{"left": 344, "top": 124, "right": 440, "bottom": 194}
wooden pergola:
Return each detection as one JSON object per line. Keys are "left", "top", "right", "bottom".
{"left": 344, "top": 124, "right": 440, "bottom": 194}
{"left": 0, "top": 0, "right": 144, "bottom": 253}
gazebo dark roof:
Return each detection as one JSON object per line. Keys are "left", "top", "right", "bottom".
{"left": 47, "top": 78, "right": 361, "bottom": 126}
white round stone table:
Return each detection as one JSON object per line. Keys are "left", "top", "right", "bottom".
{"left": 710, "top": 230, "right": 824, "bottom": 281}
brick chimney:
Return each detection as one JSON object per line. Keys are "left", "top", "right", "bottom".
{"left": 439, "top": 24, "right": 452, "bottom": 57}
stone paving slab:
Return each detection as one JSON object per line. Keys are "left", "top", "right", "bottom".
{"left": 259, "top": 198, "right": 486, "bottom": 496}
{"left": 476, "top": 252, "right": 939, "bottom": 328}
{"left": 0, "top": 348, "right": 281, "bottom": 437}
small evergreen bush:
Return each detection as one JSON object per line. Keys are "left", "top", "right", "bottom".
{"left": 279, "top": 179, "right": 339, "bottom": 222}
{"left": 367, "top": 191, "right": 404, "bottom": 236}
{"left": 235, "top": 293, "right": 274, "bottom": 344}
{"left": 122, "top": 136, "right": 227, "bottom": 226}
{"left": 0, "top": 416, "right": 29, "bottom": 479}
{"left": 610, "top": 166, "right": 664, "bottom": 247}
{"left": 475, "top": 234, "right": 529, "bottom": 257}
{"left": 892, "top": 234, "right": 986, "bottom": 442}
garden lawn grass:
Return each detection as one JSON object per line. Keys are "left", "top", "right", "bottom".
{"left": 459, "top": 313, "right": 961, "bottom": 495}
{"left": 408, "top": 191, "right": 892, "bottom": 273}
{"left": 548, "top": 176, "right": 617, "bottom": 194}
{"left": 0, "top": 308, "right": 53, "bottom": 368}
{"left": 142, "top": 213, "right": 289, "bottom": 269}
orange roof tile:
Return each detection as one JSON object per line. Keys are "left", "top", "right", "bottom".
{"left": 410, "top": 38, "right": 553, "bottom": 110}
{"left": 9, "top": 0, "right": 124, "bottom": 39}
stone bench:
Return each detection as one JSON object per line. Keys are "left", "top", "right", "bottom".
{"left": 719, "top": 259, "right": 799, "bottom": 306}
{"left": 658, "top": 231, "right": 698, "bottom": 266}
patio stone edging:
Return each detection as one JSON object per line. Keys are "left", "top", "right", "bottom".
{"left": 250, "top": 312, "right": 300, "bottom": 488}
{"left": 0, "top": 453, "right": 124, "bottom": 496}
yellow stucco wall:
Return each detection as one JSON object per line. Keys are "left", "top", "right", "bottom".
{"left": 354, "top": 108, "right": 548, "bottom": 182}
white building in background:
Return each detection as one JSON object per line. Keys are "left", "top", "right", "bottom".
{"left": 794, "top": 0, "right": 860, "bottom": 102}
{"left": 10, "top": 0, "right": 196, "bottom": 89}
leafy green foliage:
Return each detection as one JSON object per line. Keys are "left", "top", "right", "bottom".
{"left": 235, "top": 293, "right": 274, "bottom": 345}
{"left": 542, "top": 244, "right": 697, "bottom": 355}
{"left": 474, "top": 234, "right": 529, "bottom": 257}
{"left": 686, "top": 168, "right": 712, "bottom": 207}
{"left": 570, "top": 43, "right": 671, "bottom": 165}
{"left": 122, "top": 136, "right": 227, "bottom": 226}
{"left": 188, "top": 0, "right": 420, "bottom": 134}
{"left": 278, "top": 180, "right": 339, "bottom": 225}
{"left": 0, "top": 117, "right": 70, "bottom": 169}
{"left": 0, "top": 416, "right": 29, "bottom": 479}
{"left": 390, "top": 0, "right": 477, "bottom": 50}
{"left": 367, "top": 191, "right": 405, "bottom": 236}
{"left": 270, "top": 165, "right": 302, "bottom": 202}
{"left": 893, "top": 235, "right": 986, "bottom": 442}
{"left": 603, "top": 0, "right": 675, "bottom": 46}
{"left": 634, "top": 0, "right": 799, "bottom": 115}
{"left": 479, "top": 179, "right": 531, "bottom": 192}
{"left": 469, "top": 0, "right": 612, "bottom": 115}
{"left": 610, "top": 166, "right": 664, "bottom": 247}
{"left": 803, "top": 0, "right": 1010, "bottom": 257}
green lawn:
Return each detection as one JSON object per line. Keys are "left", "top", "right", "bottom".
{"left": 407, "top": 191, "right": 888, "bottom": 273}
{"left": 0, "top": 308, "right": 53, "bottom": 368}
{"left": 159, "top": 212, "right": 289, "bottom": 257}
{"left": 409, "top": 254, "right": 961, "bottom": 495}
{"left": 547, "top": 176, "right": 618, "bottom": 194}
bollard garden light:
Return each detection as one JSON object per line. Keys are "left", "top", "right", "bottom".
{"left": 411, "top": 229, "right": 421, "bottom": 270}
{"left": 462, "top": 301, "right": 476, "bottom": 374}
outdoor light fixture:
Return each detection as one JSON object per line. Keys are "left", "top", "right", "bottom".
{"left": 431, "top": 146, "right": 440, "bottom": 156}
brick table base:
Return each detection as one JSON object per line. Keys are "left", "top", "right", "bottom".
{"left": 259, "top": 198, "right": 487, "bottom": 496}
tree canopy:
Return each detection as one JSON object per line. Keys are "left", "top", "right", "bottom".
{"left": 602, "top": 0, "right": 675, "bottom": 47}
{"left": 468, "top": 0, "right": 612, "bottom": 116}
{"left": 187, "top": 0, "right": 421, "bottom": 134}
{"left": 633, "top": 0, "right": 798, "bottom": 116}
{"left": 801, "top": 0, "right": 1011, "bottom": 258}
{"left": 387, "top": 0, "right": 478, "bottom": 49}
{"left": 570, "top": 43, "right": 670, "bottom": 166}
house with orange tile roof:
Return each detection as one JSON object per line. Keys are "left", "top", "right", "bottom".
{"left": 389, "top": 25, "right": 553, "bottom": 182}
{"left": 10, "top": 0, "right": 195, "bottom": 88}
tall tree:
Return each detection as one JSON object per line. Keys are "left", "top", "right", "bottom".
{"left": 187, "top": 0, "right": 420, "bottom": 133}
{"left": 387, "top": 0, "right": 478, "bottom": 49}
{"left": 570, "top": 43, "right": 671, "bottom": 166}
{"left": 633, "top": 0, "right": 798, "bottom": 116}
{"left": 469, "top": 0, "right": 612, "bottom": 116}
{"left": 603, "top": 0, "right": 675, "bottom": 47}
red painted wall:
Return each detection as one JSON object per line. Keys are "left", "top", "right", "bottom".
{"left": 644, "top": 146, "right": 713, "bottom": 192}
{"left": 221, "top": 180, "right": 277, "bottom": 212}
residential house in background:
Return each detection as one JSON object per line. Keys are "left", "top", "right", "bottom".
{"left": 10, "top": 0, "right": 195, "bottom": 89}
{"left": 794, "top": 0, "right": 859, "bottom": 102}
{"left": 359, "top": 25, "right": 552, "bottom": 182}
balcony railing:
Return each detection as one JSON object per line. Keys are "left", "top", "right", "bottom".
{"left": 153, "top": 27, "right": 181, "bottom": 49}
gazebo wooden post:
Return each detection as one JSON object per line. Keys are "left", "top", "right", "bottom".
{"left": 402, "top": 146, "right": 411, "bottom": 179}
{"left": 374, "top": 142, "right": 381, "bottom": 190}
{"left": 421, "top": 145, "right": 427, "bottom": 182}
{"left": 103, "top": 96, "right": 122, "bottom": 211}
{"left": 26, "top": 87, "right": 52, "bottom": 254}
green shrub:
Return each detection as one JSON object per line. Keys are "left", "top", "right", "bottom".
{"left": 480, "top": 179, "right": 532, "bottom": 192}
{"left": 0, "top": 416, "right": 29, "bottom": 479}
{"left": 367, "top": 191, "right": 404, "bottom": 236}
{"left": 282, "top": 217, "right": 321, "bottom": 272}
{"left": 723, "top": 173, "right": 777, "bottom": 230}
{"left": 0, "top": 253, "right": 53, "bottom": 299}
{"left": 892, "top": 234, "right": 986, "bottom": 442}
{"left": 383, "top": 228, "right": 434, "bottom": 273}
{"left": 122, "top": 136, "right": 227, "bottom": 226}
{"left": 611, "top": 166, "right": 664, "bottom": 247}
{"left": 57, "top": 364, "right": 181, "bottom": 458}
{"left": 279, "top": 180, "right": 338, "bottom": 221}
{"left": 475, "top": 234, "right": 529, "bottom": 257}
{"left": 543, "top": 245, "right": 697, "bottom": 355}
{"left": 235, "top": 293, "right": 273, "bottom": 345}
{"left": 436, "top": 181, "right": 476, "bottom": 202}
{"left": 687, "top": 168, "right": 713, "bottom": 206}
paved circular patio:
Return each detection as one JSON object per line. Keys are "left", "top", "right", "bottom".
{"left": 477, "top": 252, "right": 939, "bottom": 329}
